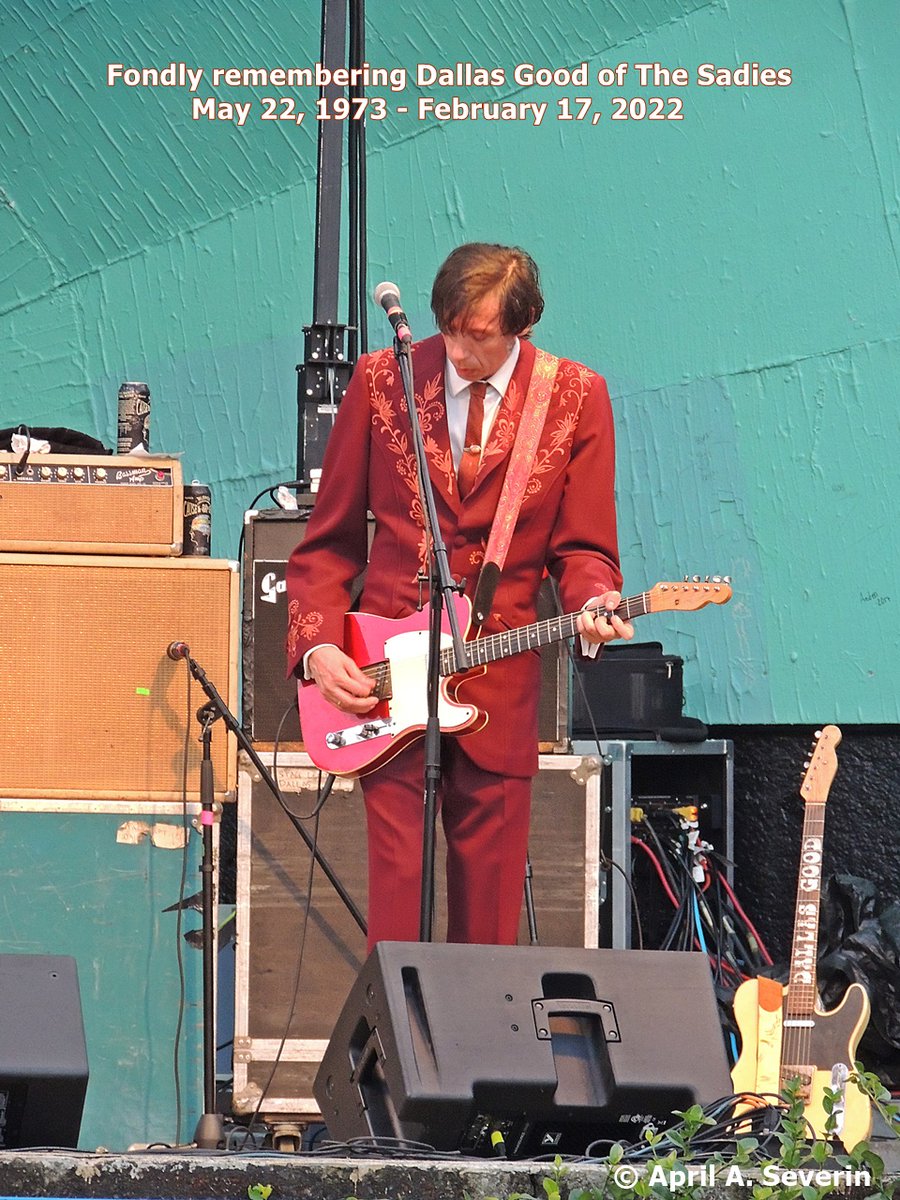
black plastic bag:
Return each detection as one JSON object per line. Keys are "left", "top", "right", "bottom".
{"left": 819, "top": 873, "right": 900, "bottom": 1086}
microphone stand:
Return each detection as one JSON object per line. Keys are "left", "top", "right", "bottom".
{"left": 392, "top": 335, "right": 469, "bottom": 942}
{"left": 193, "top": 700, "right": 224, "bottom": 1151}
{"left": 174, "top": 649, "right": 366, "bottom": 1148}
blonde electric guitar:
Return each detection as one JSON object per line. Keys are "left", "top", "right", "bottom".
{"left": 731, "top": 725, "right": 871, "bottom": 1148}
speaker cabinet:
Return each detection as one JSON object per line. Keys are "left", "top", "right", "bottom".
{"left": 0, "top": 954, "right": 88, "bottom": 1149}
{"left": 241, "top": 507, "right": 569, "bottom": 748}
{"left": 242, "top": 507, "right": 312, "bottom": 745}
{"left": 315, "top": 942, "right": 731, "bottom": 1157}
{"left": 0, "top": 554, "right": 239, "bottom": 801}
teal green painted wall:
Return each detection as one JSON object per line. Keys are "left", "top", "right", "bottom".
{"left": 2, "top": 0, "right": 898, "bottom": 725}
{"left": 0, "top": 812, "right": 203, "bottom": 1150}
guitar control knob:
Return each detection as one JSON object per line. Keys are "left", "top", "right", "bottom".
{"left": 325, "top": 732, "right": 345, "bottom": 749}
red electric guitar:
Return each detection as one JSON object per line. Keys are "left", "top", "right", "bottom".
{"left": 298, "top": 575, "right": 732, "bottom": 778}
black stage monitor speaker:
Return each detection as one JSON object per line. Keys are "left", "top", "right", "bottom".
{"left": 314, "top": 942, "right": 731, "bottom": 1158}
{"left": 0, "top": 955, "right": 89, "bottom": 1149}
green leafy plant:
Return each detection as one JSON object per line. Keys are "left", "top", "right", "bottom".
{"left": 473, "top": 1068, "right": 898, "bottom": 1200}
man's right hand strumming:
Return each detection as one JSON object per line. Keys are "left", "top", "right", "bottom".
{"left": 307, "top": 645, "right": 378, "bottom": 714}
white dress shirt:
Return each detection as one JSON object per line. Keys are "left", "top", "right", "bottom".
{"left": 444, "top": 340, "right": 520, "bottom": 470}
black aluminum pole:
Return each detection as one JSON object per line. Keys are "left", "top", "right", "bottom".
{"left": 297, "top": 0, "right": 351, "bottom": 481}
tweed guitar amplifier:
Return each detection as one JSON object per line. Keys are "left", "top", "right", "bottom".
{"left": 0, "top": 554, "right": 239, "bottom": 802}
{"left": 0, "top": 453, "right": 184, "bottom": 555}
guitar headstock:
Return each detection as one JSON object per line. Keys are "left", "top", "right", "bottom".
{"left": 800, "top": 725, "right": 842, "bottom": 806}
{"left": 646, "top": 575, "right": 733, "bottom": 613}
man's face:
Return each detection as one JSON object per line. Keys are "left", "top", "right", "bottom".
{"left": 441, "top": 291, "right": 518, "bottom": 382}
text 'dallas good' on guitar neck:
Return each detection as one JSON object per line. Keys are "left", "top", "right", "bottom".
{"left": 731, "top": 725, "right": 872, "bottom": 1149}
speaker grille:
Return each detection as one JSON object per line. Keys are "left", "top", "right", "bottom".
{"left": 0, "top": 555, "right": 238, "bottom": 800}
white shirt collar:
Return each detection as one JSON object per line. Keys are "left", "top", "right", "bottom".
{"left": 444, "top": 338, "right": 520, "bottom": 401}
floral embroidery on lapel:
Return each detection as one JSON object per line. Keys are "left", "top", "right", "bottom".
{"left": 525, "top": 362, "right": 593, "bottom": 497}
{"left": 419, "top": 374, "right": 455, "bottom": 493}
{"left": 366, "top": 349, "right": 447, "bottom": 574}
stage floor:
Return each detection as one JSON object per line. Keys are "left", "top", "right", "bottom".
{"left": 1, "top": 1143, "right": 898, "bottom": 1200}
{"left": 0, "top": 1148, "right": 602, "bottom": 1200}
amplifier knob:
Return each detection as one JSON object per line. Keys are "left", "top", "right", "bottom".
{"left": 41, "top": 466, "right": 51, "bottom": 478}
{"left": 73, "top": 467, "right": 85, "bottom": 479}
{"left": 96, "top": 468, "right": 107, "bottom": 480}
{"left": 58, "top": 467, "right": 68, "bottom": 478}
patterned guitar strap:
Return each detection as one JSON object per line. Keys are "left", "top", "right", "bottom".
{"left": 471, "top": 347, "right": 560, "bottom": 627}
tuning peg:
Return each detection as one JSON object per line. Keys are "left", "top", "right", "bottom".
{"left": 693, "top": 574, "right": 701, "bottom": 582}
{"left": 724, "top": 575, "right": 731, "bottom": 584}
{"left": 683, "top": 575, "right": 689, "bottom": 583}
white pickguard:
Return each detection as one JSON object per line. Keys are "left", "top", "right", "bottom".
{"left": 384, "top": 628, "right": 476, "bottom": 733}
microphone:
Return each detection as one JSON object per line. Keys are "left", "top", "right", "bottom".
{"left": 166, "top": 641, "right": 190, "bottom": 661}
{"left": 373, "top": 281, "right": 412, "bottom": 342}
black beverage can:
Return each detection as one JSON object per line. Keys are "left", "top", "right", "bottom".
{"left": 117, "top": 381, "right": 151, "bottom": 453}
{"left": 182, "top": 482, "right": 212, "bottom": 556}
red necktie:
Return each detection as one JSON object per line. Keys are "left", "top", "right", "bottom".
{"left": 457, "top": 380, "right": 486, "bottom": 499}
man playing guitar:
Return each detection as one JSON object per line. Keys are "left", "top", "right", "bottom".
{"left": 286, "top": 242, "right": 632, "bottom": 951}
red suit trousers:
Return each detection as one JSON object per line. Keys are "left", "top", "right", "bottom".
{"left": 359, "top": 739, "right": 532, "bottom": 952}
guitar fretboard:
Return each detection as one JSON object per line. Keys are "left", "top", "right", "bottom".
{"left": 440, "top": 592, "right": 652, "bottom": 673}
{"left": 785, "top": 802, "right": 826, "bottom": 1019}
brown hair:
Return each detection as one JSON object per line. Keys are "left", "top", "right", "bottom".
{"left": 431, "top": 243, "right": 544, "bottom": 336}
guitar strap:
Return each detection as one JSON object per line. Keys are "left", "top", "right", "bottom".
{"left": 471, "top": 347, "right": 560, "bottom": 626}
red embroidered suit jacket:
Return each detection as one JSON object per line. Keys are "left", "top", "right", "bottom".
{"left": 285, "top": 334, "right": 622, "bottom": 778}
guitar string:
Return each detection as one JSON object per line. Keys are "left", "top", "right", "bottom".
{"left": 352, "top": 584, "right": 721, "bottom": 694}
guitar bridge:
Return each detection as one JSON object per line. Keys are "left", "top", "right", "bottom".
{"left": 325, "top": 718, "right": 396, "bottom": 749}
{"left": 829, "top": 1062, "right": 850, "bottom": 1134}
{"left": 781, "top": 1065, "right": 814, "bottom": 1102}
